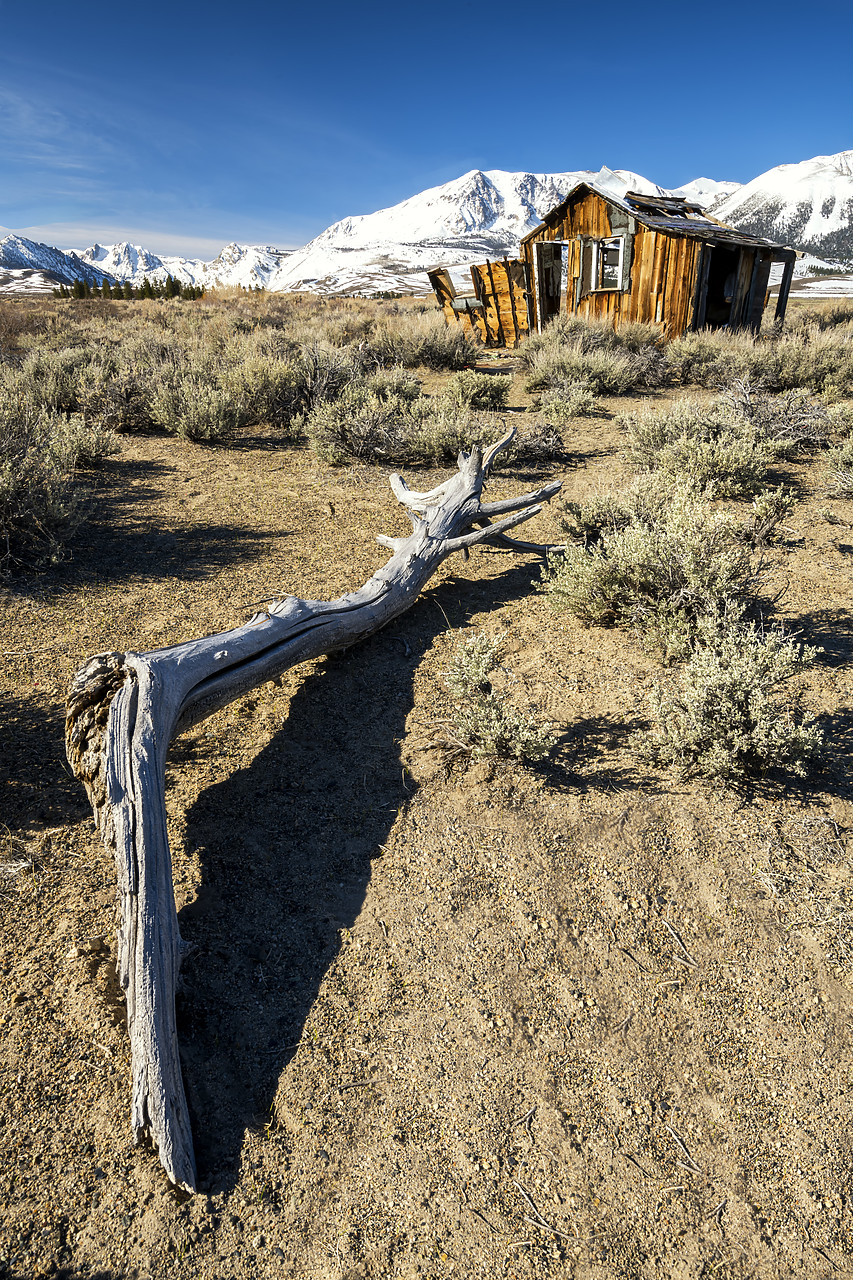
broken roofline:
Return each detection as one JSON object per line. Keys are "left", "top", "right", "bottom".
{"left": 520, "top": 181, "right": 799, "bottom": 260}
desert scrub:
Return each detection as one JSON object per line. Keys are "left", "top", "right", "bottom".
{"left": 404, "top": 404, "right": 565, "bottom": 467}
{"left": 442, "top": 631, "right": 555, "bottom": 763}
{"left": 542, "top": 480, "right": 756, "bottom": 661}
{"left": 305, "top": 372, "right": 421, "bottom": 464}
{"left": 150, "top": 370, "right": 242, "bottom": 441}
{"left": 0, "top": 402, "right": 115, "bottom": 572}
{"left": 537, "top": 381, "right": 600, "bottom": 423}
{"left": 525, "top": 344, "right": 652, "bottom": 397}
{"left": 295, "top": 342, "right": 360, "bottom": 413}
{"left": 392, "top": 309, "right": 480, "bottom": 370}
{"left": 662, "top": 329, "right": 780, "bottom": 389}
{"left": 558, "top": 491, "right": 641, "bottom": 546}
{"left": 623, "top": 397, "right": 786, "bottom": 497}
{"left": 664, "top": 323, "right": 853, "bottom": 395}
{"left": 520, "top": 314, "right": 666, "bottom": 394}
{"left": 739, "top": 485, "right": 797, "bottom": 547}
{"left": 641, "top": 617, "right": 822, "bottom": 781}
{"left": 216, "top": 356, "right": 303, "bottom": 431}
{"left": 723, "top": 381, "right": 831, "bottom": 454}
{"left": 441, "top": 369, "right": 512, "bottom": 411}
{"left": 823, "top": 434, "right": 853, "bottom": 496}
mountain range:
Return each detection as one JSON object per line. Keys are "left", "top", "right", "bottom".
{"left": 2, "top": 150, "right": 852, "bottom": 298}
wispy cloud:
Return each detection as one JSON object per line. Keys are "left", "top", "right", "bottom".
{"left": 0, "top": 85, "right": 115, "bottom": 170}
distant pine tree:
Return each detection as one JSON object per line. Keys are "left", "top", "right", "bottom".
{"left": 123, "top": 281, "right": 133, "bottom": 300}
{"left": 101, "top": 279, "right": 111, "bottom": 299}
{"left": 72, "top": 279, "right": 86, "bottom": 298}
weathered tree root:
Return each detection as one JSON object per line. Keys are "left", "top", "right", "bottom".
{"left": 65, "top": 429, "right": 561, "bottom": 1191}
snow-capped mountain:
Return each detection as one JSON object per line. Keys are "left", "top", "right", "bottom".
{"left": 265, "top": 167, "right": 669, "bottom": 295}
{"left": 80, "top": 240, "right": 292, "bottom": 290}
{"left": 672, "top": 177, "right": 742, "bottom": 207}
{"left": 0, "top": 235, "right": 111, "bottom": 287}
{"left": 3, "top": 150, "right": 853, "bottom": 298}
{"left": 713, "top": 151, "right": 853, "bottom": 261}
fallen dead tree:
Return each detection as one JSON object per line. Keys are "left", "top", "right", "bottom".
{"left": 65, "top": 428, "right": 561, "bottom": 1191}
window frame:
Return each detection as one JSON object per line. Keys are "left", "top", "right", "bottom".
{"left": 590, "top": 235, "right": 625, "bottom": 292}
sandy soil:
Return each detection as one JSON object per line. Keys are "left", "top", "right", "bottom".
{"left": 3, "top": 363, "right": 853, "bottom": 1280}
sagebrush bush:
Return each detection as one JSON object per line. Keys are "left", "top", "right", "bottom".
{"left": 150, "top": 371, "right": 241, "bottom": 441}
{"left": 623, "top": 397, "right": 785, "bottom": 497}
{"left": 526, "top": 345, "right": 650, "bottom": 396}
{"left": 216, "top": 355, "right": 302, "bottom": 430}
{"left": 663, "top": 323, "right": 853, "bottom": 395}
{"left": 442, "top": 369, "right": 512, "bottom": 411}
{"left": 739, "top": 485, "right": 797, "bottom": 547}
{"left": 537, "top": 382, "right": 600, "bottom": 422}
{"left": 558, "top": 491, "right": 638, "bottom": 546}
{"left": 443, "top": 631, "right": 555, "bottom": 762}
{"left": 305, "top": 373, "right": 422, "bottom": 464}
{"left": 393, "top": 310, "right": 480, "bottom": 370}
{"left": 823, "top": 434, "right": 853, "bottom": 496}
{"left": 641, "top": 616, "right": 822, "bottom": 780}
{"left": 721, "top": 381, "right": 830, "bottom": 454}
{"left": 521, "top": 315, "right": 666, "bottom": 395}
{"left": 0, "top": 400, "right": 116, "bottom": 571}
{"left": 542, "top": 480, "right": 757, "bottom": 660}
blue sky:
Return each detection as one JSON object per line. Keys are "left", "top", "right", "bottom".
{"left": 0, "top": 0, "right": 850, "bottom": 258}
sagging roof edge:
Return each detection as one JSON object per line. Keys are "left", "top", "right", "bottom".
{"left": 519, "top": 181, "right": 799, "bottom": 259}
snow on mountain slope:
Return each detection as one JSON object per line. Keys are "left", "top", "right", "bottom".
{"left": 267, "top": 166, "right": 668, "bottom": 295}
{"left": 0, "top": 268, "right": 62, "bottom": 295}
{"left": 0, "top": 235, "right": 110, "bottom": 287}
{"left": 714, "top": 151, "right": 853, "bottom": 262}
{"left": 672, "top": 177, "right": 742, "bottom": 207}
{"left": 79, "top": 241, "right": 292, "bottom": 289}
{"left": 5, "top": 152, "right": 853, "bottom": 298}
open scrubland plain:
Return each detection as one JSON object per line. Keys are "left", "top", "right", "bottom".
{"left": 3, "top": 294, "right": 853, "bottom": 1280}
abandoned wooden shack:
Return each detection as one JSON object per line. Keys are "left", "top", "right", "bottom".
{"left": 427, "top": 182, "right": 798, "bottom": 346}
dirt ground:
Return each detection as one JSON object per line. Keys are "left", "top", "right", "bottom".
{"left": 3, "top": 357, "right": 853, "bottom": 1280}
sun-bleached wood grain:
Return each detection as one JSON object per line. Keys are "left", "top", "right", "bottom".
{"left": 65, "top": 429, "right": 561, "bottom": 1191}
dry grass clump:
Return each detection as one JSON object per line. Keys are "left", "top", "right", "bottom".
{"left": 438, "top": 630, "right": 555, "bottom": 763}
{"left": 641, "top": 614, "right": 822, "bottom": 781}
{"left": 542, "top": 479, "right": 758, "bottom": 661}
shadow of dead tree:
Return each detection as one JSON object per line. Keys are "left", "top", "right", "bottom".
{"left": 176, "top": 561, "right": 541, "bottom": 1191}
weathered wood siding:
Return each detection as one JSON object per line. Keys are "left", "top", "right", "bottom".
{"left": 520, "top": 189, "right": 702, "bottom": 338}
{"left": 469, "top": 259, "right": 532, "bottom": 348}
{"left": 426, "top": 268, "right": 487, "bottom": 344}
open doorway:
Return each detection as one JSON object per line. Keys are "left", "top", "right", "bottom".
{"left": 704, "top": 245, "right": 741, "bottom": 328}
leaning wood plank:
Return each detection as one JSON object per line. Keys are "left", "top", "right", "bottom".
{"left": 65, "top": 429, "right": 561, "bottom": 1192}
